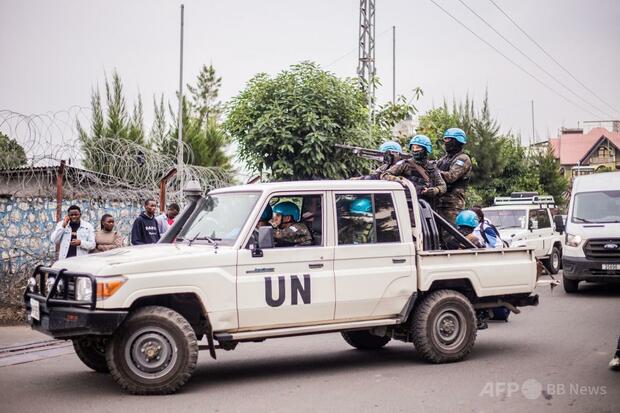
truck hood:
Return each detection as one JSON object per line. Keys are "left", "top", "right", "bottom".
{"left": 499, "top": 228, "right": 528, "bottom": 246}
{"left": 51, "top": 243, "right": 236, "bottom": 276}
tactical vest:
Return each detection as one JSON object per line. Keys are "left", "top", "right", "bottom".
{"left": 405, "top": 162, "right": 431, "bottom": 191}
{"left": 437, "top": 153, "right": 470, "bottom": 192}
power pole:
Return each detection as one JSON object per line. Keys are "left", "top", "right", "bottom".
{"left": 177, "top": 4, "right": 185, "bottom": 192}
{"left": 531, "top": 100, "right": 535, "bottom": 145}
{"left": 392, "top": 25, "right": 396, "bottom": 104}
{"left": 357, "top": 0, "right": 376, "bottom": 125}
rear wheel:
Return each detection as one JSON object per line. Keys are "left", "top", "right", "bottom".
{"left": 563, "top": 275, "right": 580, "bottom": 293}
{"left": 412, "top": 290, "right": 477, "bottom": 363}
{"left": 341, "top": 330, "right": 390, "bottom": 350}
{"left": 106, "top": 306, "right": 198, "bottom": 395}
{"left": 73, "top": 336, "right": 109, "bottom": 373}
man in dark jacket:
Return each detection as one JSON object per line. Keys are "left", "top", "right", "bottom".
{"left": 131, "top": 199, "right": 160, "bottom": 245}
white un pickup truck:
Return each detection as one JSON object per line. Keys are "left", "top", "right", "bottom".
{"left": 25, "top": 180, "right": 541, "bottom": 395}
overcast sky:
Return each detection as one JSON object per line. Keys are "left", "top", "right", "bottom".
{"left": 1, "top": 0, "right": 619, "bottom": 145}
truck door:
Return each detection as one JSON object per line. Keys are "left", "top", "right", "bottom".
{"left": 333, "top": 192, "right": 414, "bottom": 320}
{"left": 537, "top": 209, "right": 555, "bottom": 255}
{"left": 527, "top": 209, "right": 545, "bottom": 256}
{"left": 236, "top": 192, "right": 335, "bottom": 329}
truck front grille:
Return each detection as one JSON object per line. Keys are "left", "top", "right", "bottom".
{"left": 583, "top": 238, "right": 620, "bottom": 260}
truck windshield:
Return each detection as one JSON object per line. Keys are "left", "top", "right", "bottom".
{"left": 176, "top": 192, "right": 260, "bottom": 246}
{"left": 572, "top": 190, "right": 620, "bottom": 223}
{"left": 483, "top": 209, "right": 527, "bottom": 229}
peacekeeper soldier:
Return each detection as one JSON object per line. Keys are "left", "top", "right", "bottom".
{"left": 380, "top": 135, "right": 446, "bottom": 206}
{"left": 444, "top": 210, "right": 484, "bottom": 249}
{"left": 351, "top": 141, "right": 403, "bottom": 180}
{"left": 271, "top": 201, "right": 313, "bottom": 247}
{"left": 436, "top": 128, "right": 472, "bottom": 224}
{"left": 338, "top": 197, "right": 374, "bottom": 245}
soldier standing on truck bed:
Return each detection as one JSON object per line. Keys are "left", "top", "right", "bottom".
{"left": 380, "top": 135, "right": 446, "bottom": 208}
{"left": 436, "top": 128, "right": 472, "bottom": 224}
{"left": 351, "top": 141, "right": 403, "bottom": 180}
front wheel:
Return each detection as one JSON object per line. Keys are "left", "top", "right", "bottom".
{"left": 73, "top": 336, "right": 109, "bottom": 373}
{"left": 412, "top": 290, "right": 477, "bottom": 363}
{"left": 341, "top": 330, "right": 390, "bottom": 350}
{"left": 545, "top": 247, "right": 561, "bottom": 274}
{"left": 106, "top": 306, "right": 198, "bottom": 395}
{"left": 563, "top": 275, "right": 580, "bottom": 293}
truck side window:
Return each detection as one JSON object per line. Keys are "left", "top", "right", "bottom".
{"left": 267, "top": 194, "right": 323, "bottom": 248}
{"left": 336, "top": 193, "right": 400, "bottom": 245}
{"left": 537, "top": 209, "right": 551, "bottom": 228}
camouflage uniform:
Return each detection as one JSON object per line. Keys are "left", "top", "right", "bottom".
{"left": 380, "top": 159, "right": 447, "bottom": 206}
{"left": 338, "top": 217, "right": 374, "bottom": 245}
{"left": 273, "top": 222, "right": 313, "bottom": 247}
{"left": 436, "top": 151, "right": 472, "bottom": 224}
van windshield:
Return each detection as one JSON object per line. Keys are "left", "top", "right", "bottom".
{"left": 483, "top": 209, "right": 527, "bottom": 229}
{"left": 177, "top": 192, "right": 261, "bottom": 245}
{"left": 572, "top": 190, "right": 620, "bottom": 223}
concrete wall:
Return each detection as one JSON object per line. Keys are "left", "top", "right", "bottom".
{"left": 0, "top": 197, "right": 143, "bottom": 273}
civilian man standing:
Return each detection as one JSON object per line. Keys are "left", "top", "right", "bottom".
{"left": 50, "top": 205, "right": 95, "bottom": 260}
{"left": 131, "top": 199, "right": 160, "bottom": 245}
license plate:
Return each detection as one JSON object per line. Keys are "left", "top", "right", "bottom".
{"left": 602, "top": 264, "right": 619, "bottom": 270}
{"left": 30, "top": 298, "right": 40, "bottom": 321}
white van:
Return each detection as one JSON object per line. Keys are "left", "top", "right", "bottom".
{"left": 560, "top": 171, "right": 620, "bottom": 293}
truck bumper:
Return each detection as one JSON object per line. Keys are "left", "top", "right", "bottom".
{"left": 562, "top": 256, "right": 620, "bottom": 283}
{"left": 26, "top": 300, "right": 128, "bottom": 339}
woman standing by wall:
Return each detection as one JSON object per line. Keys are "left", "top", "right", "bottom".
{"left": 94, "top": 214, "right": 124, "bottom": 252}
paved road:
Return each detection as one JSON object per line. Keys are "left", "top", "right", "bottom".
{"left": 1, "top": 278, "right": 618, "bottom": 413}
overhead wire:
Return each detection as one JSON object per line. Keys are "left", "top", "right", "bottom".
{"left": 458, "top": 0, "right": 614, "bottom": 119}
{"left": 488, "top": 0, "right": 620, "bottom": 118}
{"left": 428, "top": 0, "right": 603, "bottom": 119}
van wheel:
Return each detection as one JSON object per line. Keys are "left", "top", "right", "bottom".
{"left": 341, "top": 330, "right": 390, "bottom": 350}
{"left": 106, "top": 306, "right": 198, "bottom": 395}
{"left": 412, "top": 290, "right": 477, "bottom": 363}
{"left": 563, "top": 275, "right": 580, "bottom": 293}
{"left": 545, "top": 247, "right": 561, "bottom": 274}
{"left": 73, "top": 336, "right": 109, "bottom": 373}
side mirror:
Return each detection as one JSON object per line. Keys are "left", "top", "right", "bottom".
{"left": 553, "top": 215, "right": 565, "bottom": 234}
{"left": 251, "top": 226, "right": 274, "bottom": 257}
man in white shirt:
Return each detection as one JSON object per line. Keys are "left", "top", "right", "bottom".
{"left": 50, "top": 205, "right": 95, "bottom": 260}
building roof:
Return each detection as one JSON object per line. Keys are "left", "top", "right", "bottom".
{"left": 549, "top": 127, "right": 620, "bottom": 165}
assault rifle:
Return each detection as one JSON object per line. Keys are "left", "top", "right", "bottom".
{"left": 336, "top": 143, "right": 430, "bottom": 185}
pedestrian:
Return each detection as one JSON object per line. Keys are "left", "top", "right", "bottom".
{"left": 131, "top": 199, "right": 160, "bottom": 245}
{"left": 472, "top": 206, "right": 504, "bottom": 248}
{"left": 94, "top": 214, "right": 124, "bottom": 252}
{"left": 50, "top": 205, "right": 95, "bottom": 260}
{"left": 156, "top": 203, "right": 180, "bottom": 235}
{"left": 436, "top": 128, "right": 473, "bottom": 225}
{"left": 381, "top": 135, "right": 446, "bottom": 207}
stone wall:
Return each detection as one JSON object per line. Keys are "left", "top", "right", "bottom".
{"left": 0, "top": 197, "right": 143, "bottom": 273}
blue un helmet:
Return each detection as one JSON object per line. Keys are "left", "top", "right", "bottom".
{"left": 272, "top": 201, "right": 301, "bottom": 222}
{"left": 408, "top": 135, "right": 433, "bottom": 154}
{"left": 379, "top": 141, "right": 402, "bottom": 153}
{"left": 260, "top": 204, "right": 273, "bottom": 221}
{"left": 455, "top": 210, "right": 479, "bottom": 228}
{"left": 443, "top": 128, "right": 467, "bottom": 144}
{"left": 349, "top": 197, "right": 372, "bottom": 215}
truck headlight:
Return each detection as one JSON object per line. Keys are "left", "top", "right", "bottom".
{"left": 75, "top": 276, "right": 127, "bottom": 301}
{"left": 75, "top": 278, "right": 93, "bottom": 301}
{"left": 565, "top": 233, "right": 583, "bottom": 247}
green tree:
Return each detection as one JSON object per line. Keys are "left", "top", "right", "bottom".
{"left": 225, "top": 61, "right": 381, "bottom": 180}
{"left": 153, "top": 64, "right": 233, "bottom": 171}
{"left": 0, "top": 132, "right": 27, "bottom": 169}
{"left": 77, "top": 71, "right": 146, "bottom": 177}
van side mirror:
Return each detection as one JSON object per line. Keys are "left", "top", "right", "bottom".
{"left": 553, "top": 215, "right": 565, "bottom": 234}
